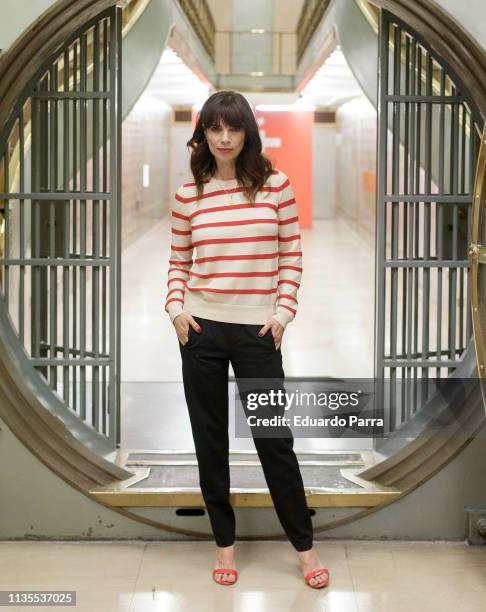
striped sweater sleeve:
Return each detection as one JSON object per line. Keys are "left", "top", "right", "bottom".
{"left": 271, "top": 175, "right": 303, "bottom": 329}
{"left": 164, "top": 187, "right": 193, "bottom": 323}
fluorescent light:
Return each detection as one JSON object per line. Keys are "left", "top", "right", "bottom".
{"left": 143, "top": 47, "right": 211, "bottom": 105}
{"left": 143, "top": 164, "right": 150, "bottom": 188}
{"left": 300, "top": 47, "right": 363, "bottom": 108}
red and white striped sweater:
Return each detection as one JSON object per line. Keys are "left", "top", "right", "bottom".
{"left": 164, "top": 168, "right": 303, "bottom": 328}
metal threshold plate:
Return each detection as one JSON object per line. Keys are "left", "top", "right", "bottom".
{"left": 89, "top": 449, "right": 401, "bottom": 508}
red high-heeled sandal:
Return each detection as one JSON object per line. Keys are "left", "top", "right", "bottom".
{"left": 304, "top": 567, "right": 330, "bottom": 588}
{"left": 212, "top": 568, "right": 238, "bottom": 585}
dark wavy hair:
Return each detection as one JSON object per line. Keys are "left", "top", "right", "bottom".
{"left": 186, "top": 89, "right": 274, "bottom": 202}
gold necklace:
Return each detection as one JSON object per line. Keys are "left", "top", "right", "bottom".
{"left": 214, "top": 176, "right": 236, "bottom": 202}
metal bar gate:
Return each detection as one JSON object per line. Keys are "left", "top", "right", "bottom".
{"left": 375, "top": 9, "right": 483, "bottom": 435}
{"left": 0, "top": 6, "right": 122, "bottom": 448}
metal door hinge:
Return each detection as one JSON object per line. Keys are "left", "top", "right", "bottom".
{"left": 468, "top": 243, "right": 486, "bottom": 263}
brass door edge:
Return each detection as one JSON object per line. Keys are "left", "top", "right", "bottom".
{"left": 89, "top": 488, "right": 402, "bottom": 508}
{"left": 469, "top": 122, "right": 486, "bottom": 380}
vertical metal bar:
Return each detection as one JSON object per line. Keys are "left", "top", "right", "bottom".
{"left": 63, "top": 51, "right": 70, "bottom": 190}
{"left": 80, "top": 31, "right": 87, "bottom": 419}
{"left": 0, "top": 154, "right": 3, "bottom": 297}
{"left": 72, "top": 39, "right": 78, "bottom": 412}
{"left": 402, "top": 34, "right": 410, "bottom": 422}
{"left": 466, "top": 111, "right": 475, "bottom": 341}
{"left": 109, "top": 7, "right": 122, "bottom": 447}
{"left": 375, "top": 9, "right": 390, "bottom": 437}
{"left": 31, "top": 70, "right": 52, "bottom": 380}
{"left": 32, "top": 91, "right": 42, "bottom": 363}
{"left": 436, "top": 69, "right": 445, "bottom": 376}
{"left": 74, "top": 37, "right": 79, "bottom": 91}
{"left": 35, "top": 199, "right": 41, "bottom": 360}
{"left": 31, "top": 98, "right": 37, "bottom": 358}
{"left": 422, "top": 51, "right": 432, "bottom": 402}
{"left": 449, "top": 87, "right": 459, "bottom": 365}
{"left": 49, "top": 64, "right": 58, "bottom": 389}
{"left": 19, "top": 109, "right": 25, "bottom": 343}
{"left": 469, "top": 110, "right": 476, "bottom": 195}
{"left": 4, "top": 139, "right": 9, "bottom": 308}
{"left": 390, "top": 22, "right": 401, "bottom": 429}
{"left": 41, "top": 73, "right": 50, "bottom": 378}
{"left": 413, "top": 40, "right": 422, "bottom": 409}
{"left": 406, "top": 34, "right": 416, "bottom": 420}
{"left": 460, "top": 103, "right": 467, "bottom": 196}
{"left": 102, "top": 17, "right": 109, "bottom": 432}
{"left": 459, "top": 103, "right": 466, "bottom": 350}
{"left": 63, "top": 48, "right": 70, "bottom": 405}
{"left": 93, "top": 21, "right": 100, "bottom": 432}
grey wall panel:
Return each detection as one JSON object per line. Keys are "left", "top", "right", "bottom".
{"left": 0, "top": 0, "right": 54, "bottom": 51}
{"left": 121, "top": 0, "right": 173, "bottom": 120}
{"left": 335, "top": 0, "right": 378, "bottom": 108}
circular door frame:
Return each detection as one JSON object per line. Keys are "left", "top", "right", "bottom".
{"left": 0, "top": 0, "right": 485, "bottom": 539}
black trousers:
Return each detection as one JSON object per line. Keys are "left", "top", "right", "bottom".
{"left": 178, "top": 315, "right": 313, "bottom": 552}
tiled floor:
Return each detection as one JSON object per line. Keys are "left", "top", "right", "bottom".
{"left": 121, "top": 216, "right": 375, "bottom": 383}
{"left": 1, "top": 540, "right": 485, "bottom": 611}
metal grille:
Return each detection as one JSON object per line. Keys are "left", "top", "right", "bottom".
{"left": 375, "top": 10, "right": 483, "bottom": 433}
{"left": 0, "top": 7, "right": 122, "bottom": 447}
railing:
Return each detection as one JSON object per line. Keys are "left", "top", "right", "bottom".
{"left": 215, "top": 30, "right": 296, "bottom": 76}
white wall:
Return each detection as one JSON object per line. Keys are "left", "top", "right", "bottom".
{"left": 335, "top": 96, "right": 377, "bottom": 237}
{"left": 312, "top": 125, "right": 336, "bottom": 219}
{"left": 122, "top": 95, "right": 172, "bottom": 248}
{"left": 170, "top": 124, "right": 194, "bottom": 194}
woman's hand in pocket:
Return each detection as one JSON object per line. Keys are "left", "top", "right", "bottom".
{"left": 173, "top": 313, "right": 201, "bottom": 345}
{"left": 258, "top": 318, "right": 284, "bottom": 350}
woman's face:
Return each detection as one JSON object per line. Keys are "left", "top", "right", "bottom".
{"left": 204, "top": 119, "right": 245, "bottom": 166}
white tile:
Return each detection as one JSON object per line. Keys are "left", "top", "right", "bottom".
{"left": 2, "top": 541, "right": 485, "bottom": 612}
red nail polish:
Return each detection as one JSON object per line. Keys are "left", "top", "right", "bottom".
{"left": 258, "top": 332, "right": 263, "bottom": 336}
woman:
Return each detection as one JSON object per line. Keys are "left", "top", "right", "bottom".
{"left": 164, "top": 89, "right": 329, "bottom": 589}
